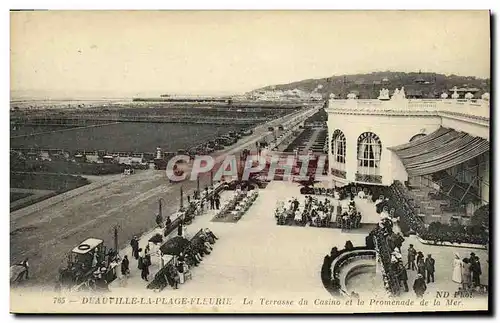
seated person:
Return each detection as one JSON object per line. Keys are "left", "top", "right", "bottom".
{"left": 203, "top": 228, "right": 218, "bottom": 242}
{"left": 200, "top": 235, "right": 214, "bottom": 251}
{"left": 277, "top": 213, "right": 286, "bottom": 225}
{"left": 294, "top": 210, "right": 302, "bottom": 223}
{"left": 185, "top": 246, "right": 202, "bottom": 263}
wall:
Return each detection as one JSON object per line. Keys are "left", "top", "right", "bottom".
{"left": 440, "top": 115, "right": 489, "bottom": 140}
{"left": 327, "top": 113, "right": 441, "bottom": 185}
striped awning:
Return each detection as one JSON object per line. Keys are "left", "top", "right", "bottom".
{"left": 388, "top": 127, "right": 490, "bottom": 176}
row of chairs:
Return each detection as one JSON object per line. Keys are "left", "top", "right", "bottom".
{"left": 214, "top": 193, "right": 246, "bottom": 219}
{"left": 231, "top": 191, "right": 259, "bottom": 220}
{"left": 214, "top": 191, "right": 259, "bottom": 220}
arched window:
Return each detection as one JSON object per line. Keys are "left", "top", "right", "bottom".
{"left": 331, "top": 130, "right": 346, "bottom": 163}
{"left": 330, "top": 129, "right": 346, "bottom": 178}
{"left": 357, "top": 132, "right": 382, "bottom": 182}
{"left": 409, "top": 133, "right": 426, "bottom": 142}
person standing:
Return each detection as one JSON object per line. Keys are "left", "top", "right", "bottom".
{"left": 394, "top": 232, "right": 404, "bottom": 250}
{"left": 178, "top": 223, "right": 183, "bottom": 237}
{"left": 130, "top": 236, "right": 139, "bottom": 260}
{"left": 462, "top": 258, "right": 472, "bottom": 290}
{"left": 155, "top": 213, "right": 163, "bottom": 229}
{"left": 144, "top": 244, "right": 152, "bottom": 268}
{"left": 141, "top": 255, "right": 150, "bottom": 281}
{"left": 292, "top": 198, "right": 299, "bottom": 212}
{"left": 416, "top": 251, "right": 424, "bottom": 265}
{"left": 471, "top": 256, "right": 482, "bottom": 287}
{"left": 164, "top": 216, "right": 172, "bottom": 236}
{"left": 425, "top": 254, "right": 435, "bottom": 283}
{"left": 417, "top": 257, "right": 426, "bottom": 278}
{"left": 137, "top": 249, "right": 144, "bottom": 279}
{"left": 200, "top": 198, "right": 205, "bottom": 213}
{"left": 121, "top": 255, "right": 130, "bottom": 277}
{"left": 452, "top": 253, "right": 462, "bottom": 284}
{"left": 209, "top": 195, "right": 215, "bottom": 210}
{"left": 407, "top": 244, "right": 417, "bottom": 271}
{"left": 398, "top": 262, "right": 409, "bottom": 292}
{"left": 413, "top": 274, "right": 427, "bottom": 298}
{"left": 214, "top": 192, "right": 221, "bottom": 210}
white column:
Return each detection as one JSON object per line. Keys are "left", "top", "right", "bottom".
{"left": 345, "top": 132, "right": 357, "bottom": 183}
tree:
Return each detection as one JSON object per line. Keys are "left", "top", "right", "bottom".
{"left": 471, "top": 204, "right": 489, "bottom": 229}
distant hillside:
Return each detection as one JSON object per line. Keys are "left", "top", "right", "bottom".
{"left": 253, "top": 72, "right": 490, "bottom": 99}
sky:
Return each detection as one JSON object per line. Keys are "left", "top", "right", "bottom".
{"left": 10, "top": 10, "right": 491, "bottom": 99}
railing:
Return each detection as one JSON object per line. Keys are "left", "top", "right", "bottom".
{"left": 162, "top": 182, "right": 226, "bottom": 237}
{"left": 331, "top": 168, "right": 347, "bottom": 179}
{"left": 327, "top": 98, "right": 490, "bottom": 122}
{"left": 373, "top": 231, "right": 401, "bottom": 297}
{"left": 355, "top": 172, "right": 382, "bottom": 184}
{"left": 324, "top": 246, "right": 376, "bottom": 296}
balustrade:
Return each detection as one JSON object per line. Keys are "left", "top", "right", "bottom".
{"left": 327, "top": 98, "right": 489, "bottom": 121}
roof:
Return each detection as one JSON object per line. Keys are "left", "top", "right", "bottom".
{"left": 72, "top": 238, "right": 104, "bottom": 254}
{"left": 388, "top": 127, "right": 490, "bottom": 176}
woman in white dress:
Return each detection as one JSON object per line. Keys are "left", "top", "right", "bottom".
{"left": 452, "top": 253, "right": 463, "bottom": 284}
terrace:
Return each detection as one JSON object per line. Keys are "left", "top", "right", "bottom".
{"left": 327, "top": 97, "right": 489, "bottom": 138}
{"left": 105, "top": 181, "right": 488, "bottom": 312}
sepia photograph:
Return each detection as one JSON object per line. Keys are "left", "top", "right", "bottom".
{"left": 8, "top": 9, "right": 491, "bottom": 314}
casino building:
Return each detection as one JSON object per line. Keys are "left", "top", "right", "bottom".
{"left": 326, "top": 88, "right": 490, "bottom": 224}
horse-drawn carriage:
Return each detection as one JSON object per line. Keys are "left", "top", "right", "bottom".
{"left": 57, "top": 238, "right": 119, "bottom": 292}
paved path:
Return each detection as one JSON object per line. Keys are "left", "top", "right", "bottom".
{"left": 110, "top": 181, "right": 367, "bottom": 302}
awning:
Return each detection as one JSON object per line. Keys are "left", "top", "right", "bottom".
{"left": 388, "top": 127, "right": 490, "bottom": 176}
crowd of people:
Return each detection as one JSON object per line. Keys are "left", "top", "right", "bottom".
{"left": 275, "top": 196, "right": 335, "bottom": 227}
{"left": 276, "top": 187, "right": 370, "bottom": 229}
{"left": 452, "top": 252, "right": 484, "bottom": 292}
{"left": 160, "top": 229, "right": 219, "bottom": 290}
{"left": 336, "top": 198, "right": 363, "bottom": 231}
{"left": 128, "top": 236, "right": 152, "bottom": 282}
{"left": 372, "top": 204, "right": 486, "bottom": 298}
{"left": 127, "top": 228, "right": 219, "bottom": 290}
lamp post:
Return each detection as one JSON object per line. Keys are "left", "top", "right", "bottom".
{"left": 180, "top": 186, "right": 184, "bottom": 210}
{"left": 159, "top": 198, "right": 166, "bottom": 219}
{"left": 112, "top": 224, "right": 121, "bottom": 254}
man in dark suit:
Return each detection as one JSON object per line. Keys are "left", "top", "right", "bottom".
{"left": 130, "top": 236, "right": 139, "bottom": 260}
{"left": 398, "top": 262, "right": 409, "bottom": 292}
{"left": 407, "top": 244, "right": 417, "bottom": 270}
{"left": 424, "top": 254, "right": 435, "bottom": 283}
